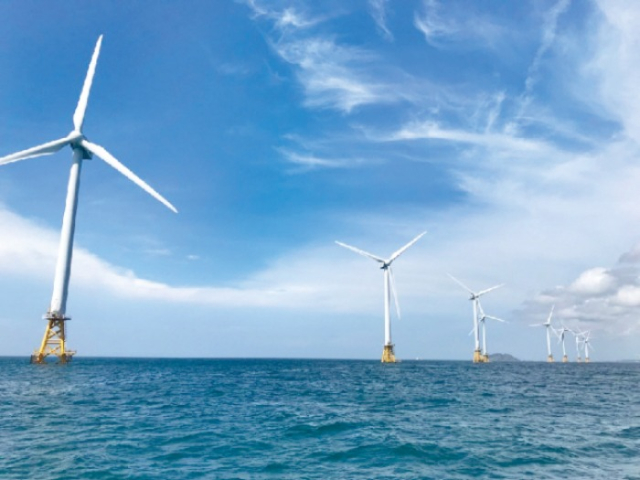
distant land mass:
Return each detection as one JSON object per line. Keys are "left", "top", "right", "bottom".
{"left": 488, "top": 353, "right": 520, "bottom": 362}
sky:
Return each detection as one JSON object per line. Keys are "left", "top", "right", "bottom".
{"left": 1, "top": 0, "right": 640, "bottom": 361}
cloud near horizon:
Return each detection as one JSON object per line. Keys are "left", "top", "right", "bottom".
{"left": 0, "top": 205, "right": 386, "bottom": 314}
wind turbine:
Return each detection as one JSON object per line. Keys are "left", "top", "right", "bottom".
{"left": 0, "top": 36, "right": 177, "bottom": 364}
{"left": 572, "top": 328, "right": 584, "bottom": 363}
{"left": 335, "top": 232, "right": 426, "bottom": 363}
{"left": 582, "top": 331, "right": 593, "bottom": 363}
{"left": 554, "top": 325, "right": 571, "bottom": 363}
{"left": 530, "top": 305, "right": 555, "bottom": 362}
{"left": 449, "top": 274, "right": 503, "bottom": 363}
{"left": 476, "top": 301, "right": 505, "bottom": 363}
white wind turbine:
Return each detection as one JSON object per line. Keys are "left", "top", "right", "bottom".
{"left": 530, "top": 305, "right": 555, "bottom": 362}
{"left": 449, "top": 274, "right": 503, "bottom": 363}
{"left": 335, "top": 232, "right": 426, "bottom": 363}
{"left": 554, "top": 325, "right": 571, "bottom": 363}
{"left": 572, "top": 328, "right": 584, "bottom": 363}
{"left": 476, "top": 301, "right": 505, "bottom": 362}
{"left": 0, "top": 36, "right": 177, "bottom": 363}
{"left": 581, "top": 331, "right": 593, "bottom": 363}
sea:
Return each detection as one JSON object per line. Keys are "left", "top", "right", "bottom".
{"left": 1, "top": 358, "right": 639, "bottom": 480}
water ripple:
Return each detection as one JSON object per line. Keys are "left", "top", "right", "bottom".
{"left": 1, "top": 358, "right": 640, "bottom": 479}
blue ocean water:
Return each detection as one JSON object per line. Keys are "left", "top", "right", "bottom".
{"left": 1, "top": 358, "right": 639, "bottom": 480}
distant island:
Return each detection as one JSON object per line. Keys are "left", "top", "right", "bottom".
{"left": 488, "top": 353, "right": 520, "bottom": 362}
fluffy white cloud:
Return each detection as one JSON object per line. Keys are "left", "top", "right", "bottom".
{"left": 569, "top": 268, "right": 616, "bottom": 296}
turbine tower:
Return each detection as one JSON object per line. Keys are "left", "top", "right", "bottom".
{"left": 449, "top": 274, "right": 503, "bottom": 363}
{"left": 554, "top": 326, "right": 571, "bottom": 363}
{"left": 476, "top": 301, "right": 505, "bottom": 363}
{"left": 335, "top": 232, "right": 426, "bottom": 363}
{"left": 530, "top": 305, "right": 555, "bottom": 362}
{"left": 582, "top": 331, "right": 593, "bottom": 363}
{"left": 0, "top": 36, "right": 177, "bottom": 363}
{"left": 572, "top": 329, "right": 584, "bottom": 363}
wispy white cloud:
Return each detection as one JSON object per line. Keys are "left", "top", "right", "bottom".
{"left": 511, "top": 0, "right": 571, "bottom": 127}
{"left": 588, "top": 0, "right": 640, "bottom": 144}
{"left": 368, "top": 0, "right": 394, "bottom": 41}
{"left": 242, "top": 0, "right": 323, "bottom": 31}
{"left": 387, "top": 120, "right": 554, "bottom": 155}
{"left": 523, "top": 0, "right": 571, "bottom": 95}
{"left": 413, "top": 0, "right": 505, "bottom": 49}
{"left": 414, "top": 0, "right": 457, "bottom": 45}
{"left": 243, "top": 1, "right": 413, "bottom": 112}
{"left": 278, "top": 149, "right": 363, "bottom": 171}
{"left": 273, "top": 37, "right": 397, "bottom": 112}
{"left": 276, "top": 7, "right": 318, "bottom": 30}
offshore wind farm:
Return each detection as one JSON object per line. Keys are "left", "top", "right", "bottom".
{"left": 2, "top": 2, "right": 640, "bottom": 479}
{"left": 1, "top": 1, "right": 638, "bottom": 363}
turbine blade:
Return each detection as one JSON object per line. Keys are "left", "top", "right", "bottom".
{"left": 477, "top": 284, "right": 504, "bottom": 297}
{"left": 334, "top": 241, "right": 385, "bottom": 263}
{"left": 389, "top": 267, "right": 401, "bottom": 320}
{"left": 486, "top": 315, "right": 505, "bottom": 323}
{"left": 80, "top": 139, "right": 178, "bottom": 213}
{"left": 388, "top": 231, "right": 426, "bottom": 263}
{"left": 447, "top": 273, "right": 474, "bottom": 294}
{"left": 73, "top": 35, "right": 103, "bottom": 132}
{"left": 545, "top": 305, "right": 555, "bottom": 325}
{"left": 477, "top": 300, "right": 486, "bottom": 318}
{"left": 468, "top": 327, "right": 475, "bottom": 336}
{"left": 0, "top": 136, "right": 71, "bottom": 166}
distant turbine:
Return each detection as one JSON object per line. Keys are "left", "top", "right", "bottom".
{"left": 335, "top": 232, "right": 426, "bottom": 363}
{"left": 581, "top": 331, "right": 593, "bottom": 363}
{"left": 572, "top": 328, "right": 584, "bottom": 363}
{"left": 554, "top": 326, "right": 571, "bottom": 363}
{"left": 530, "top": 305, "right": 555, "bottom": 362}
{"left": 0, "top": 36, "right": 177, "bottom": 364}
{"left": 476, "top": 301, "right": 505, "bottom": 363}
{"left": 449, "top": 274, "right": 503, "bottom": 363}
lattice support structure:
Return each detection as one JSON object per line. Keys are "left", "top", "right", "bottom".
{"left": 30, "top": 314, "right": 75, "bottom": 364}
{"left": 473, "top": 349, "right": 487, "bottom": 363}
{"left": 562, "top": 355, "right": 568, "bottom": 363}
{"left": 381, "top": 344, "right": 396, "bottom": 363}
{"left": 547, "top": 355, "right": 554, "bottom": 363}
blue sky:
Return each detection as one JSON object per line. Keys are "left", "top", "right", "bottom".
{"left": 1, "top": 0, "right": 640, "bottom": 360}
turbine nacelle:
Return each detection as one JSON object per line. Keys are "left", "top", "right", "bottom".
{"left": 67, "top": 132, "right": 93, "bottom": 159}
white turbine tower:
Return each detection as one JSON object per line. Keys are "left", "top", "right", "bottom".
{"left": 582, "top": 331, "right": 593, "bottom": 363}
{"left": 554, "top": 326, "right": 571, "bottom": 363}
{"left": 448, "top": 274, "right": 503, "bottom": 363}
{"left": 572, "top": 328, "right": 584, "bottom": 363}
{"left": 0, "top": 36, "right": 177, "bottom": 364}
{"left": 476, "top": 301, "right": 505, "bottom": 363}
{"left": 530, "top": 305, "right": 555, "bottom": 362}
{"left": 335, "top": 232, "right": 426, "bottom": 363}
